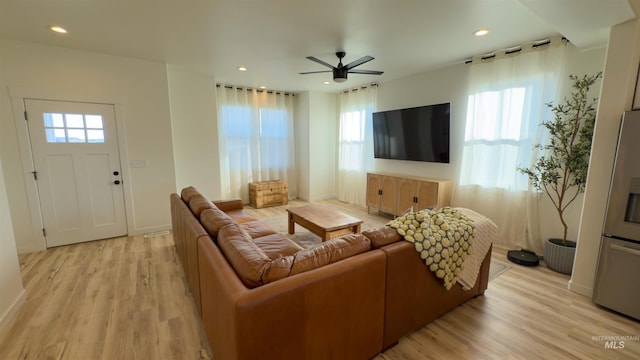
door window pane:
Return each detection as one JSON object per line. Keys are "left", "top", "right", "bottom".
{"left": 45, "top": 128, "right": 67, "bottom": 143}
{"left": 66, "top": 114, "right": 84, "bottom": 128}
{"left": 85, "top": 115, "right": 103, "bottom": 129}
{"left": 67, "top": 129, "right": 86, "bottom": 143}
{"left": 87, "top": 130, "right": 105, "bottom": 143}
{"left": 43, "top": 113, "right": 105, "bottom": 144}
{"left": 44, "top": 113, "right": 64, "bottom": 128}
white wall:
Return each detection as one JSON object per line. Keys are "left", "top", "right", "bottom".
{"left": 571, "top": 10, "right": 640, "bottom": 296}
{"left": 307, "top": 91, "right": 337, "bottom": 201}
{"left": 296, "top": 91, "right": 338, "bottom": 202}
{"left": 376, "top": 63, "right": 470, "bottom": 183}
{"left": 166, "top": 65, "right": 221, "bottom": 199}
{"left": 295, "top": 92, "right": 311, "bottom": 201}
{"left": 0, "top": 151, "right": 25, "bottom": 333}
{"left": 0, "top": 46, "right": 25, "bottom": 330}
{"left": 0, "top": 39, "right": 176, "bottom": 253}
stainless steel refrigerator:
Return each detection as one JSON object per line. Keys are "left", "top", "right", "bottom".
{"left": 593, "top": 110, "right": 640, "bottom": 320}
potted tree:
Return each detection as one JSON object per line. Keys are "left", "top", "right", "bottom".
{"left": 518, "top": 72, "right": 602, "bottom": 274}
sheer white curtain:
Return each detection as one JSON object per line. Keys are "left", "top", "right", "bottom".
{"left": 216, "top": 85, "right": 296, "bottom": 203}
{"left": 337, "top": 85, "right": 377, "bottom": 207}
{"left": 456, "top": 38, "right": 567, "bottom": 253}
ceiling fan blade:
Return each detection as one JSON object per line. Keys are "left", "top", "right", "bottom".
{"left": 305, "top": 56, "right": 335, "bottom": 69}
{"left": 344, "top": 55, "right": 374, "bottom": 70}
{"left": 348, "top": 69, "right": 384, "bottom": 75}
{"left": 299, "top": 70, "right": 332, "bottom": 75}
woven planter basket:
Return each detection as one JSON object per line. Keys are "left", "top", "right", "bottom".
{"left": 543, "top": 238, "right": 577, "bottom": 274}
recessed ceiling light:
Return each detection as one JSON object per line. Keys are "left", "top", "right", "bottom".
{"left": 237, "top": 66, "right": 248, "bottom": 72}
{"left": 473, "top": 29, "right": 489, "bottom": 37}
{"left": 323, "top": 81, "right": 330, "bottom": 85}
{"left": 49, "top": 25, "right": 68, "bottom": 34}
{"left": 259, "top": 86, "right": 266, "bottom": 89}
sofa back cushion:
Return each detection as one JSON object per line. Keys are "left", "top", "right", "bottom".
{"left": 217, "top": 223, "right": 272, "bottom": 288}
{"left": 217, "top": 225, "right": 372, "bottom": 288}
{"left": 200, "top": 208, "right": 235, "bottom": 240}
{"left": 362, "top": 226, "right": 402, "bottom": 249}
{"left": 289, "top": 233, "right": 371, "bottom": 276}
{"left": 181, "top": 186, "right": 201, "bottom": 203}
{"left": 188, "top": 195, "right": 216, "bottom": 218}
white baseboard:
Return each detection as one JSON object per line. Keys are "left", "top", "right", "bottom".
{"left": 568, "top": 280, "right": 593, "bottom": 297}
{"left": 130, "top": 225, "right": 172, "bottom": 236}
{"left": 0, "top": 289, "right": 26, "bottom": 333}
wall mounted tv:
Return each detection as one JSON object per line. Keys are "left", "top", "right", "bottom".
{"left": 373, "top": 102, "right": 450, "bottom": 163}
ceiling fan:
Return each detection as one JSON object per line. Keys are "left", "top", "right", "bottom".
{"left": 299, "top": 51, "right": 383, "bottom": 82}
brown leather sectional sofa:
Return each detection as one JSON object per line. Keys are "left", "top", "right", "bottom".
{"left": 170, "top": 186, "right": 492, "bottom": 360}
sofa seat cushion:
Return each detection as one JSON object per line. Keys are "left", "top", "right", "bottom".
{"left": 200, "top": 208, "right": 235, "bottom": 240}
{"left": 239, "top": 220, "right": 278, "bottom": 239}
{"left": 225, "top": 209, "right": 258, "bottom": 224}
{"left": 253, "top": 233, "right": 303, "bottom": 259}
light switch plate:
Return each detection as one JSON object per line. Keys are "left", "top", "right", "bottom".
{"left": 130, "top": 159, "right": 148, "bottom": 168}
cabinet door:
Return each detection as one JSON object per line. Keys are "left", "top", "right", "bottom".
{"left": 397, "top": 178, "right": 416, "bottom": 214}
{"left": 366, "top": 173, "right": 381, "bottom": 208}
{"left": 415, "top": 181, "right": 438, "bottom": 210}
{"left": 379, "top": 176, "right": 397, "bottom": 214}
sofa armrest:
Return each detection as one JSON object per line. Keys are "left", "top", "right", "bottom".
{"left": 213, "top": 198, "right": 244, "bottom": 212}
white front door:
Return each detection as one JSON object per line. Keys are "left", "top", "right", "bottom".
{"left": 25, "top": 99, "right": 127, "bottom": 247}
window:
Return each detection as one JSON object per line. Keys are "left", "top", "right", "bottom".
{"left": 216, "top": 85, "right": 295, "bottom": 201}
{"left": 44, "top": 113, "right": 105, "bottom": 143}
{"left": 456, "top": 38, "right": 567, "bottom": 253}
{"left": 218, "top": 106, "right": 290, "bottom": 170}
{"left": 259, "top": 108, "right": 289, "bottom": 168}
{"left": 339, "top": 109, "right": 367, "bottom": 171}
{"left": 336, "top": 85, "right": 377, "bottom": 207}
{"left": 460, "top": 79, "right": 547, "bottom": 192}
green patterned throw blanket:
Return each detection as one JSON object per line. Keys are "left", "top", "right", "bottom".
{"left": 387, "top": 207, "right": 476, "bottom": 290}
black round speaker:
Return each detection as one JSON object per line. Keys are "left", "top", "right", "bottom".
{"left": 507, "top": 249, "right": 539, "bottom": 266}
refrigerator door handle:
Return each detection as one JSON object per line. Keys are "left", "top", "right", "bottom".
{"left": 611, "top": 243, "right": 640, "bottom": 256}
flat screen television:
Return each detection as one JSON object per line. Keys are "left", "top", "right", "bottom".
{"left": 373, "top": 102, "right": 450, "bottom": 163}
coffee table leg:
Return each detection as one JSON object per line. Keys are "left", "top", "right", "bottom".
{"left": 288, "top": 213, "right": 295, "bottom": 234}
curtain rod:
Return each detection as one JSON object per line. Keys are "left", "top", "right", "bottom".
{"left": 340, "top": 83, "right": 379, "bottom": 94}
{"left": 464, "top": 36, "right": 568, "bottom": 64}
{"left": 215, "top": 83, "right": 295, "bottom": 96}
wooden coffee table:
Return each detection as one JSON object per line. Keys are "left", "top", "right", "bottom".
{"left": 287, "top": 205, "right": 363, "bottom": 241}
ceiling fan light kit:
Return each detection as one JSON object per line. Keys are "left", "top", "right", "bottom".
{"left": 300, "top": 51, "right": 383, "bottom": 83}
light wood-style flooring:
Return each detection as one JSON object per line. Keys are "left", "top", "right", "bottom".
{"left": 1, "top": 199, "right": 639, "bottom": 359}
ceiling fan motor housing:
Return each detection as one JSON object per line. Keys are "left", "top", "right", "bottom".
{"left": 333, "top": 68, "right": 348, "bottom": 82}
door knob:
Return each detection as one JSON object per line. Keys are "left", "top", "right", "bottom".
{"left": 114, "top": 180, "right": 121, "bottom": 185}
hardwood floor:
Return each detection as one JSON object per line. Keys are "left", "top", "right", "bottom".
{"left": 0, "top": 233, "right": 212, "bottom": 360}
{"left": 1, "top": 199, "right": 638, "bottom": 359}
{"left": 376, "top": 245, "right": 640, "bottom": 360}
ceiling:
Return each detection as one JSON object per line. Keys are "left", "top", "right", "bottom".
{"left": 0, "top": 0, "right": 635, "bottom": 93}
